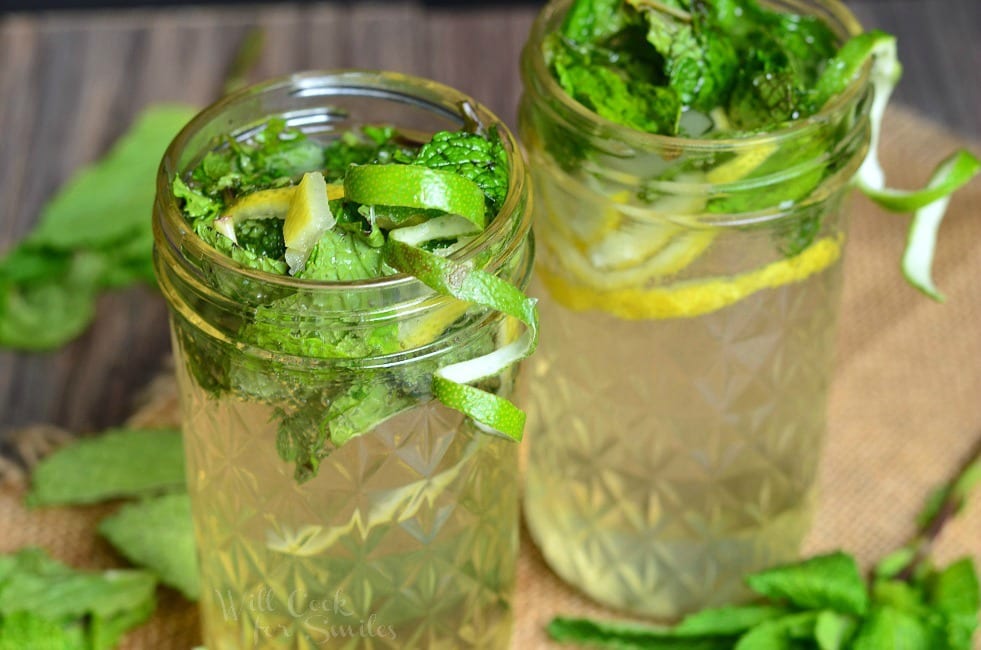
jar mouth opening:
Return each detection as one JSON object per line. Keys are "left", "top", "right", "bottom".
{"left": 155, "top": 69, "right": 530, "bottom": 295}
{"left": 523, "top": 0, "right": 871, "bottom": 153}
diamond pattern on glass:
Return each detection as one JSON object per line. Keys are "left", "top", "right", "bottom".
{"left": 174, "top": 357, "right": 518, "bottom": 650}
{"left": 523, "top": 262, "right": 841, "bottom": 618}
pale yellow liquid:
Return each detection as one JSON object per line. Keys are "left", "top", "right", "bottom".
{"left": 176, "top": 360, "right": 518, "bottom": 650}
{"left": 522, "top": 232, "right": 843, "bottom": 618}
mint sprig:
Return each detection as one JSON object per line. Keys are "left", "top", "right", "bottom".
{"left": 548, "top": 432, "right": 981, "bottom": 649}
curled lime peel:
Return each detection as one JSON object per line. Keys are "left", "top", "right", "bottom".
{"left": 843, "top": 32, "right": 980, "bottom": 302}
{"left": 384, "top": 234, "right": 538, "bottom": 441}
{"left": 850, "top": 32, "right": 901, "bottom": 191}
{"left": 897, "top": 152, "right": 981, "bottom": 301}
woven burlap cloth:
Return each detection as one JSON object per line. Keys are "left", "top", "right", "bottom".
{"left": 1, "top": 106, "right": 978, "bottom": 649}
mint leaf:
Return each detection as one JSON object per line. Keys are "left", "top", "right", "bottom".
{"left": 28, "top": 428, "right": 185, "bottom": 506}
{"left": 850, "top": 606, "right": 936, "bottom": 650}
{"left": 875, "top": 548, "right": 918, "bottom": 580}
{"left": 88, "top": 596, "right": 155, "bottom": 650}
{"left": 561, "top": 0, "right": 632, "bottom": 44}
{"left": 675, "top": 605, "right": 788, "bottom": 636}
{"left": 414, "top": 130, "right": 510, "bottom": 214}
{"left": 0, "top": 548, "right": 155, "bottom": 649}
{"left": 191, "top": 118, "right": 324, "bottom": 200}
{"left": 733, "top": 611, "right": 817, "bottom": 649}
{"left": 548, "top": 35, "right": 681, "bottom": 135}
{"left": 0, "top": 254, "right": 99, "bottom": 350}
{"left": 872, "top": 579, "right": 929, "bottom": 617}
{"left": 746, "top": 552, "right": 869, "bottom": 616}
{"left": 547, "top": 616, "right": 733, "bottom": 648}
{"left": 295, "top": 226, "right": 392, "bottom": 282}
{"left": 0, "top": 547, "right": 73, "bottom": 580}
{"left": 235, "top": 218, "right": 286, "bottom": 260}
{"left": 98, "top": 493, "right": 199, "bottom": 600}
{"left": 0, "top": 556, "right": 156, "bottom": 622}
{"left": 814, "top": 610, "right": 857, "bottom": 650}
{"left": 326, "top": 381, "right": 414, "bottom": 446}
{"left": 273, "top": 401, "right": 333, "bottom": 484}
{"left": 321, "top": 127, "right": 414, "bottom": 181}
{"left": 641, "top": 3, "right": 737, "bottom": 113}
{"left": 925, "top": 558, "right": 980, "bottom": 649}
{"left": 0, "top": 611, "right": 86, "bottom": 650}
{"left": 0, "top": 105, "right": 196, "bottom": 351}
{"left": 927, "top": 558, "right": 980, "bottom": 618}
{"left": 172, "top": 176, "right": 220, "bottom": 222}
{"left": 28, "top": 105, "right": 197, "bottom": 250}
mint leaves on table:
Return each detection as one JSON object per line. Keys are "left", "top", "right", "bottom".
{"left": 28, "top": 428, "right": 185, "bottom": 506}
{"left": 0, "top": 547, "right": 157, "bottom": 650}
{"left": 27, "top": 428, "right": 199, "bottom": 603}
{"left": 0, "top": 106, "right": 198, "bottom": 351}
{"left": 98, "top": 493, "right": 198, "bottom": 601}
{"left": 548, "top": 436, "right": 981, "bottom": 650}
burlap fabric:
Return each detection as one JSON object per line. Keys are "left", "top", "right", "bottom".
{"left": 1, "top": 106, "right": 978, "bottom": 649}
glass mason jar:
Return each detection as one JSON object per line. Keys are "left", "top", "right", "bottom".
{"left": 519, "top": 0, "right": 871, "bottom": 619}
{"left": 153, "top": 71, "right": 533, "bottom": 649}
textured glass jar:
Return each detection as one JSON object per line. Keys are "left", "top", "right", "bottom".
{"left": 519, "top": 0, "right": 871, "bottom": 619}
{"left": 154, "top": 71, "right": 532, "bottom": 650}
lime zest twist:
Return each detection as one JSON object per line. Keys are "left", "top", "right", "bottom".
{"left": 541, "top": 235, "right": 842, "bottom": 321}
{"left": 338, "top": 154, "right": 538, "bottom": 441}
{"left": 833, "top": 31, "right": 981, "bottom": 301}
{"left": 893, "top": 152, "right": 980, "bottom": 301}
{"left": 384, "top": 232, "right": 538, "bottom": 441}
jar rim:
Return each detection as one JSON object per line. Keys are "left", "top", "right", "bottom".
{"left": 154, "top": 69, "right": 531, "bottom": 295}
{"left": 521, "top": 0, "right": 871, "bottom": 153}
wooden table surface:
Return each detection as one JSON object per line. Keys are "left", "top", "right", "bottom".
{"left": 1, "top": 0, "right": 979, "bottom": 450}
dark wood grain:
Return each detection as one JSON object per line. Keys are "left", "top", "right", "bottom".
{"left": 0, "top": 0, "right": 978, "bottom": 447}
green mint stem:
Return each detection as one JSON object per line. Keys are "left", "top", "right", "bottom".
{"left": 222, "top": 27, "right": 266, "bottom": 96}
{"left": 894, "top": 432, "right": 981, "bottom": 582}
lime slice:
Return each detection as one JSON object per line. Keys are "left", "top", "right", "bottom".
{"left": 345, "top": 164, "right": 486, "bottom": 230}
{"left": 538, "top": 182, "right": 626, "bottom": 248}
{"left": 541, "top": 235, "right": 842, "bottom": 320}
{"left": 549, "top": 227, "right": 717, "bottom": 291}
{"left": 384, "top": 234, "right": 538, "bottom": 441}
{"left": 212, "top": 182, "right": 344, "bottom": 244}
{"left": 283, "top": 171, "right": 336, "bottom": 274}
